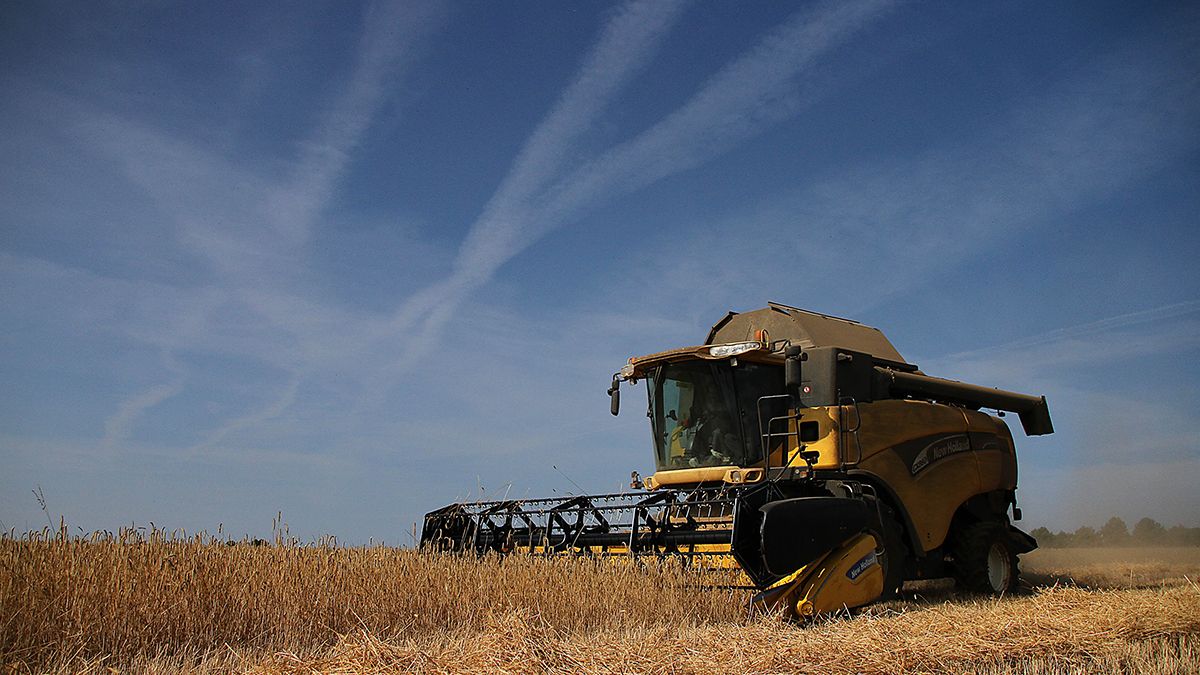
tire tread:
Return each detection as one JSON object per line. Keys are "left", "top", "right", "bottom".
{"left": 953, "top": 521, "right": 1018, "bottom": 594}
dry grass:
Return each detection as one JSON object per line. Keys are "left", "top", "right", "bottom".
{"left": 0, "top": 528, "right": 740, "bottom": 669}
{"left": 3, "top": 531, "right": 1198, "bottom": 674}
{"left": 257, "top": 587, "right": 1200, "bottom": 675}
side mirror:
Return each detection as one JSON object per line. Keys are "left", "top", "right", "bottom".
{"left": 608, "top": 376, "right": 621, "bottom": 416}
{"left": 784, "top": 346, "right": 804, "bottom": 399}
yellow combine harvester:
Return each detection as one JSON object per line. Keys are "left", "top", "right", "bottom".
{"left": 421, "top": 303, "right": 1053, "bottom": 618}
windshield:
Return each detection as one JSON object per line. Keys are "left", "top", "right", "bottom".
{"left": 647, "top": 359, "right": 786, "bottom": 471}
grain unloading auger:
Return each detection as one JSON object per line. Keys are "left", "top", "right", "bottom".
{"left": 421, "top": 303, "right": 1054, "bottom": 618}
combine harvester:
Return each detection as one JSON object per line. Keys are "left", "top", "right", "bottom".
{"left": 421, "top": 303, "right": 1053, "bottom": 618}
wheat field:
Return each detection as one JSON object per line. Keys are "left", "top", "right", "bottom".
{"left": 2, "top": 528, "right": 1198, "bottom": 674}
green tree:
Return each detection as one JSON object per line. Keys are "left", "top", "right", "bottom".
{"left": 1133, "top": 517, "right": 1165, "bottom": 543}
{"left": 1165, "top": 525, "right": 1191, "bottom": 546}
{"left": 1100, "top": 516, "right": 1129, "bottom": 546}
{"left": 1029, "top": 526, "right": 1054, "bottom": 547}
{"left": 1073, "top": 525, "right": 1099, "bottom": 546}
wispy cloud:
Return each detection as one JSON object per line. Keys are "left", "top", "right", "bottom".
{"left": 101, "top": 352, "right": 186, "bottom": 452}
{"left": 457, "top": 0, "right": 895, "bottom": 285}
{"left": 187, "top": 373, "right": 302, "bottom": 454}
{"left": 932, "top": 300, "right": 1200, "bottom": 373}
{"left": 93, "top": 0, "right": 893, "bottom": 446}
{"left": 82, "top": 0, "right": 446, "bottom": 453}
{"left": 355, "top": 0, "right": 695, "bottom": 398}
{"left": 535, "top": 0, "right": 895, "bottom": 219}
{"left": 372, "top": 0, "right": 896, "bottom": 394}
{"left": 920, "top": 302, "right": 1200, "bottom": 395}
{"left": 606, "top": 19, "right": 1200, "bottom": 320}
{"left": 262, "top": 0, "right": 444, "bottom": 252}
{"left": 453, "top": 0, "right": 691, "bottom": 285}
{"left": 919, "top": 302, "right": 1200, "bottom": 491}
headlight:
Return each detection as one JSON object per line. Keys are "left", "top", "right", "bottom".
{"left": 708, "top": 341, "right": 763, "bottom": 358}
{"left": 619, "top": 363, "right": 635, "bottom": 379}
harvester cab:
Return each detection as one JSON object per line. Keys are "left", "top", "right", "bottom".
{"left": 422, "top": 303, "right": 1054, "bottom": 619}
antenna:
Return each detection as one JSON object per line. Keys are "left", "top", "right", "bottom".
{"left": 552, "top": 464, "right": 584, "bottom": 495}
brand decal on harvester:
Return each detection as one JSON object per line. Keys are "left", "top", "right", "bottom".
{"left": 846, "top": 550, "right": 878, "bottom": 581}
{"left": 910, "top": 434, "right": 970, "bottom": 475}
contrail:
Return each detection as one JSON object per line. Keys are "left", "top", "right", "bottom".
{"left": 455, "top": 0, "right": 896, "bottom": 290}
{"left": 108, "top": 0, "right": 445, "bottom": 453}
{"left": 452, "top": 0, "right": 691, "bottom": 289}
{"left": 101, "top": 352, "right": 186, "bottom": 452}
{"left": 938, "top": 299, "right": 1200, "bottom": 363}
{"left": 264, "top": 0, "right": 446, "bottom": 250}
{"left": 188, "top": 374, "right": 302, "bottom": 454}
{"left": 359, "top": 0, "right": 692, "bottom": 397}
{"left": 373, "top": 0, "right": 896, "bottom": 389}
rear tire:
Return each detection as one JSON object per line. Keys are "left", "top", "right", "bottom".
{"left": 953, "top": 522, "right": 1018, "bottom": 594}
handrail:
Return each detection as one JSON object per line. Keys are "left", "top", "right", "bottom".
{"left": 756, "top": 394, "right": 800, "bottom": 481}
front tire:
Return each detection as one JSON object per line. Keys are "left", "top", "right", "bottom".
{"left": 953, "top": 522, "right": 1019, "bottom": 594}
{"left": 866, "top": 497, "right": 908, "bottom": 599}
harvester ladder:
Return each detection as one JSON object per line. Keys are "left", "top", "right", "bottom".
{"left": 838, "top": 396, "right": 864, "bottom": 470}
{"left": 757, "top": 394, "right": 801, "bottom": 480}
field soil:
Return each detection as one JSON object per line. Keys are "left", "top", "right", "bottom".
{"left": 3, "top": 534, "right": 1198, "bottom": 674}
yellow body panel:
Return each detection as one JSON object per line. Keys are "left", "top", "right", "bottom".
{"left": 967, "top": 411, "right": 1018, "bottom": 492}
{"left": 782, "top": 405, "right": 843, "bottom": 470}
{"left": 853, "top": 400, "right": 982, "bottom": 553}
{"left": 646, "top": 466, "right": 736, "bottom": 487}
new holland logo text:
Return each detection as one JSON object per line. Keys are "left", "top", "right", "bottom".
{"left": 910, "top": 435, "right": 970, "bottom": 475}
{"left": 846, "top": 550, "right": 878, "bottom": 581}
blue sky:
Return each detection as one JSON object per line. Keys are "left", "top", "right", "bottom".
{"left": 2, "top": 0, "right": 1197, "bottom": 543}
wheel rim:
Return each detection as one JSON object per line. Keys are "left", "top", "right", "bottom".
{"left": 986, "top": 542, "right": 1011, "bottom": 591}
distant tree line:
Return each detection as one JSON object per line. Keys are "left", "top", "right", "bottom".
{"left": 1029, "top": 517, "right": 1200, "bottom": 547}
